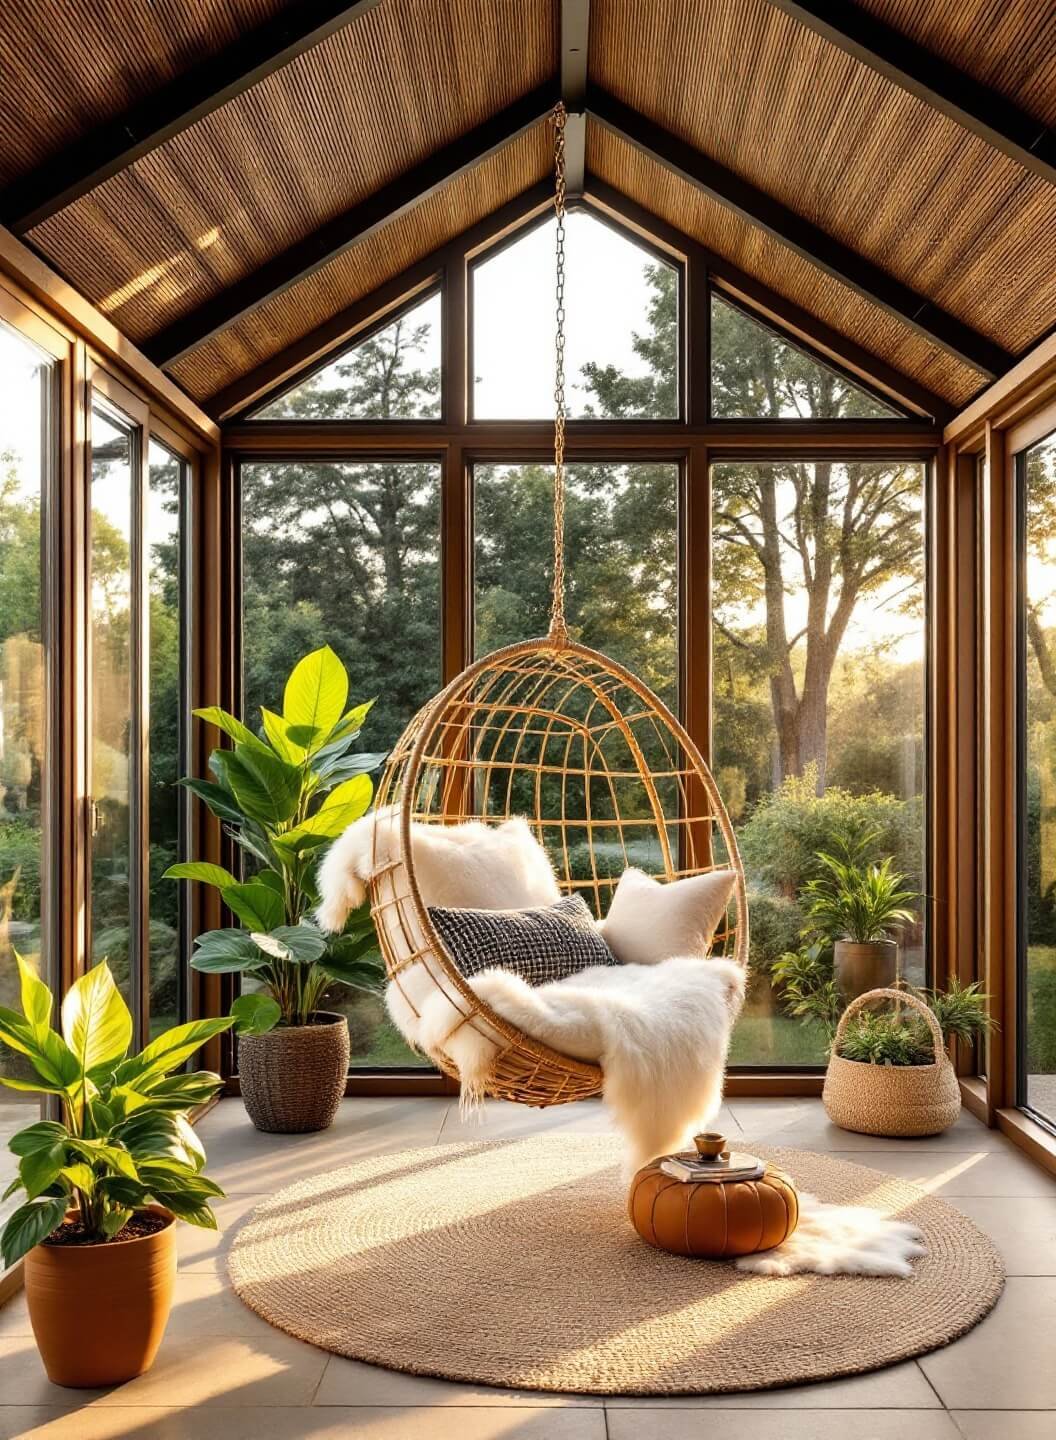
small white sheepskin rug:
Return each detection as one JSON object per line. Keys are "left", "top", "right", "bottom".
{"left": 736, "top": 1193, "right": 928, "bottom": 1278}
{"left": 317, "top": 810, "right": 745, "bottom": 1173}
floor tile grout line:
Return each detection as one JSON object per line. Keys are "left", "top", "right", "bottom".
{"left": 914, "top": 1358, "right": 949, "bottom": 1412}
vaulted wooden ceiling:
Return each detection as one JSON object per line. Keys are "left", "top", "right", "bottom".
{"left": 2, "top": 0, "right": 1053, "bottom": 414}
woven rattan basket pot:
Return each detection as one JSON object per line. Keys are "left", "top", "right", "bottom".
{"left": 823, "top": 988, "right": 961, "bottom": 1137}
{"left": 238, "top": 1012, "right": 349, "bottom": 1134}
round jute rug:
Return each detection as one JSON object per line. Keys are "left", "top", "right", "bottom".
{"left": 227, "top": 1135, "right": 1004, "bottom": 1395}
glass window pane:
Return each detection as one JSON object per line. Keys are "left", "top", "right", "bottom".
{"left": 90, "top": 405, "right": 135, "bottom": 1010}
{"left": 474, "top": 461, "right": 679, "bottom": 888}
{"left": 0, "top": 321, "right": 51, "bottom": 1236}
{"left": 710, "top": 294, "right": 901, "bottom": 419}
{"left": 1022, "top": 431, "right": 1056, "bottom": 1124}
{"left": 252, "top": 292, "right": 441, "bottom": 420}
{"left": 712, "top": 458, "right": 926, "bottom": 1066}
{"left": 147, "top": 440, "right": 184, "bottom": 1036}
{"left": 241, "top": 458, "right": 441, "bottom": 1065}
{"left": 472, "top": 214, "right": 678, "bottom": 419}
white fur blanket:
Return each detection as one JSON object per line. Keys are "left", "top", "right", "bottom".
{"left": 737, "top": 1192, "right": 927, "bottom": 1277}
{"left": 317, "top": 810, "right": 745, "bottom": 1172}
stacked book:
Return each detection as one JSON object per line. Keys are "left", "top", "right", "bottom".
{"left": 660, "top": 1150, "right": 765, "bottom": 1183}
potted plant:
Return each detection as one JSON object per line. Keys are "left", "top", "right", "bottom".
{"left": 799, "top": 841, "right": 919, "bottom": 1000}
{"left": 0, "top": 956, "right": 235, "bottom": 1386}
{"left": 822, "top": 981, "right": 994, "bottom": 1136}
{"left": 168, "top": 645, "right": 386, "bottom": 1134}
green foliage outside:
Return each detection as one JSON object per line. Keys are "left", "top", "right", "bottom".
{"left": 0, "top": 957, "right": 235, "bottom": 1266}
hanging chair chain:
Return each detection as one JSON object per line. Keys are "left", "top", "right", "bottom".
{"left": 549, "top": 101, "right": 570, "bottom": 648}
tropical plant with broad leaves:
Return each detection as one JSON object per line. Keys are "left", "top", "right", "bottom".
{"left": 799, "top": 837, "right": 919, "bottom": 945}
{"left": 167, "top": 646, "right": 385, "bottom": 1031}
{"left": 0, "top": 957, "right": 234, "bottom": 1267}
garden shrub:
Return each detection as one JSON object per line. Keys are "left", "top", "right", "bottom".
{"left": 1028, "top": 964, "right": 1056, "bottom": 1074}
{"left": 746, "top": 891, "right": 804, "bottom": 976}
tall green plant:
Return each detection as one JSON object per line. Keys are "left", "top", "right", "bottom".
{"left": 0, "top": 957, "right": 234, "bottom": 1266}
{"left": 167, "top": 647, "right": 385, "bottom": 1031}
{"left": 801, "top": 841, "right": 919, "bottom": 945}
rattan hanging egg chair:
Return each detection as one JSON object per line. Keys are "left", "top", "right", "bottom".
{"left": 366, "top": 106, "right": 748, "bottom": 1108}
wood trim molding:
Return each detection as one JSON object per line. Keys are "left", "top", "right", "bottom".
{"left": 945, "top": 331, "right": 1056, "bottom": 446}
{"left": 0, "top": 226, "right": 218, "bottom": 444}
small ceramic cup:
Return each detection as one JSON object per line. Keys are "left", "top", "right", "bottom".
{"left": 693, "top": 1132, "right": 728, "bottom": 1160}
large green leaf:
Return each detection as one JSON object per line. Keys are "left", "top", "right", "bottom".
{"left": 179, "top": 777, "right": 245, "bottom": 825}
{"left": 224, "top": 743, "right": 301, "bottom": 826}
{"left": 0, "top": 1007, "right": 80, "bottom": 1090}
{"left": 16, "top": 953, "right": 52, "bottom": 1040}
{"left": 0, "top": 1073, "right": 63, "bottom": 1097}
{"left": 320, "top": 775, "right": 373, "bottom": 819}
{"left": 9, "top": 1121, "right": 67, "bottom": 1158}
{"left": 191, "top": 930, "right": 268, "bottom": 975}
{"left": 128, "top": 1071, "right": 224, "bottom": 1110}
{"left": 192, "top": 706, "right": 259, "bottom": 748}
{"left": 114, "top": 1110, "right": 201, "bottom": 1169}
{"left": 260, "top": 707, "right": 306, "bottom": 764}
{"left": 277, "top": 776, "right": 373, "bottom": 852}
{"left": 20, "top": 1143, "right": 66, "bottom": 1200}
{"left": 283, "top": 647, "right": 348, "bottom": 737}
{"left": 117, "top": 1018, "right": 234, "bottom": 1087}
{"left": 61, "top": 964, "right": 132, "bottom": 1077}
{"left": 163, "top": 861, "right": 238, "bottom": 890}
{"left": 315, "top": 752, "right": 387, "bottom": 789}
{"left": 221, "top": 881, "right": 284, "bottom": 933}
{"left": 58, "top": 1163, "right": 95, "bottom": 1196}
{"left": 252, "top": 923, "right": 327, "bottom": 964}
{"left": 153, "top": 1191, "right": 217, "bottom": 1228}
{"left": 1, "top": 1195, "right": 67, "bottom": 1267}
{"left": 231, "top": 993, "right": 281, "bottom": 1036}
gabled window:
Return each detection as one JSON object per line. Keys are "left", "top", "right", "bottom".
{"left": 471, "top": 212, "right": 679, "bottom": 420}
{"left": 710, "top": 293, "right": 903, "bottom": 420}
{"left": 251, "top": 291, "right": 441, "bottom": 420}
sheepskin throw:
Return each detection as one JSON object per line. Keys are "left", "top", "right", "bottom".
{"left": 601, "top": 865, "right": 737, "bottom": 965}
{"left": 429, "top": 894, "right": 618, "bottom": 984}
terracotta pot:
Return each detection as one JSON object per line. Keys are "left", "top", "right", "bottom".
{"left": 24, "top": 1205, "right": 176, "bottom": 1387}
{"left": 238, "top": 1010, "right": 350, "bottom": 1133}
{"left": 834, "top": 938, "right": 898, "bottom": 1000}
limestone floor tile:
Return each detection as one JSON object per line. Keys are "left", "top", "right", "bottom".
{"left": 826, "top": 1147, "right": 1056, "bottom": 1197}
{"left": 314, "top": 1355, "right": 602, "bottom": 1407}
{"left": 198, "top": 1097, "right": 450, "bottom": 1191}
{"left": 0, "top": 1408, "right": 607, "bottom": 1440}
{"left": 175, "top": 1192, "right": 271, "bottom": 1274}
{"left": 604, "top": 1360, "right": 940, "bottom": 1409}
{"left": 917, "top": 1277, "right": 1056, "bottom": 1409}
{"left": 606, "top": 1409, "right": 962, "bottom": 1440}
{"left": 947, "top": 1195, "right": 1056, "bottom": 1274}
{"left": 952, "top": 1414, "right": 1056, "bottom": 1440}
{"left": 444, "top": 1099, "right": 742, "bottom": 1144}
{"left": 0, "top": 1332, "right": 328, "bottom": 1410}
{"left": 728, "top": 1101, "right": 1007, "bottom": 1152}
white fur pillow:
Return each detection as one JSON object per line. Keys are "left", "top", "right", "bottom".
{"left": 599, "top": 866, "right": 737, "bottom": 966}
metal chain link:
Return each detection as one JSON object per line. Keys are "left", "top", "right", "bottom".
{"left": 549, "top": 101, "right": 569, "bottom": 647}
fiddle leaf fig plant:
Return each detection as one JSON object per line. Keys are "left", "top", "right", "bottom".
{"left": 166, "top": 646, "right": 386, "bottom": 1031}
{"left": 0, "top": 957, "right": 234, "bottom": 1267}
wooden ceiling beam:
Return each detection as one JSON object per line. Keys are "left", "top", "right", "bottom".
{"left": 0, "top": 1, "right": 383, "bottom": 235}
{"left": 144, "top": 83, "right": 558, "bottom": 368}
{"left": 561, "top": 0, "right": 590, "bottom": 196}
{"left": 587, "top": 87, "right": 1012, "bottom": 379}
{"left": 766, "top": 1, "right": 1056, "bottom": 189}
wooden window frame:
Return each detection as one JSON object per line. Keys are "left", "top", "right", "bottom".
{"left": 223, "top": 192, "right": 942, "bottom": 1096}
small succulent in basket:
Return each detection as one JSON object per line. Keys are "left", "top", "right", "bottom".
{"left": 836, "top": 979, "right": 995, "bottom": 1066}
{"left": 0, "top": 957, "right": 234, "bottom": 1267}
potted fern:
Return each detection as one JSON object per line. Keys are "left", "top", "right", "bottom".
{"left": 167, "top": 646, "right": 386, "bottom": 1134}
{"left": 799, "top": 843, "right": 919, "bottom": 1001}
{"left": 0, "top": 957, "right": 234, "bottom": 1386}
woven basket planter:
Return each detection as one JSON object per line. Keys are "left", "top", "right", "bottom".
{"left": 239, "top": 1011, "right": 350, "bottom": 1134}
{"left": 823, "top": 988, "right": 961, "bottom": 1138}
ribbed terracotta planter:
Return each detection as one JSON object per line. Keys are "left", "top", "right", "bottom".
{"left": 239, "top": 1011, "right": 350, "bottom": 1133}
{"left": 24, "top": 1205, "right": 176, "bottom": 1387}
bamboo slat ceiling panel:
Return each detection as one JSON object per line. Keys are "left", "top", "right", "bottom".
{"left": 25, "top": 0, "right": 555, "bottom": 345}
{"left": 859, "top": 1, "right": 1056, "bottom": 128}
{"left": 591, "top": 0, "right": 1056, "bottom": 361}
{"left": 169, "top": 125, "right": 551, "bottom": 402}
{"left": 0, "top": 0, "right": 291, "bottom": 188}
{"left": 587, "top": 127, "right": 982, "bottom": 406}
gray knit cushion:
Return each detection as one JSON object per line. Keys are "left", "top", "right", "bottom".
{"left": 428, "top": 894, "right": 618, "bottom": 986}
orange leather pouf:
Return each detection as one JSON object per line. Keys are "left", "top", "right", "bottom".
{"left": 629, "top": 1160, "right": 799, "bottom": 1259}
